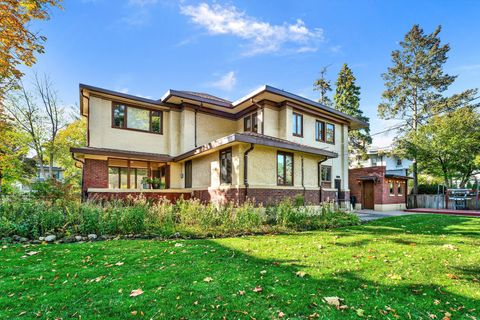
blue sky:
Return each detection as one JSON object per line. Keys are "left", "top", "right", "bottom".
{"left": 25, "top": 0, "right": 480, "bottom": 147}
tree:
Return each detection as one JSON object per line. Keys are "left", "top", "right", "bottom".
{"left": 313, "top": 65, "right": 332, "bottom": 106}
{"left": 55, "top": 117, "right": 86, "bottom": 189}
{"left": 333, "top": 63, "right": 371, "bottom": 155}
{"left": 377, "top": 24, "right": 477, "bottom": 195}
{"left": 0, "top": 0, "right": 62, "bottom": 99}
{"left": 402, "top": 107, "right": 480, "bottom": 187}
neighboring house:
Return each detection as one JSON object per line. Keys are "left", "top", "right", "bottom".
{"left": 349, "top": 147, "right": 412, "bottom": 211}
{"left": 15, "top": 165, "right": 65, "bottom": 192}
{"left": 71, "top": 84, "right": 367, "bottom": 205}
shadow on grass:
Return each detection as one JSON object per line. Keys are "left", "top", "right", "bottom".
{"left": 1, "top": 233, "right": 479, "bottom": 319}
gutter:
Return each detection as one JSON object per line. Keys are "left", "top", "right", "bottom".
{"left": 301, "top": 156, "right": 306, "bottom": 201}
{"left": 243, "top": 143, "right": 255, "bottom": 201}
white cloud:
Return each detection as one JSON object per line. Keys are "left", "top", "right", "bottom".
{"left": 208, "top": 71, "right": 237, "bottom": 91}
{"left": 121, "top": 0, "right": 158, "bottom": 26}
{"left": 180, "top": 3, "right": 324, "bottom": 55}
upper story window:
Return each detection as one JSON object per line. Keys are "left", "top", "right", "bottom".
{"left": 396, "top": 158, "right": 402, "bottom": 167}
{"left": 220, "top": 148, "right": 232, "bottom": 185}
{"left": 371, "top": 156, "right": 378, "bottom": 166}
{"left": 244, "top": 112, "right": 258, "bottom": 133}
{"left": 112, "top": 103, "right": 163, "bottom": 134}
{"left": 315, "top": 120, "right": 325, "bottom": 142}
{"left": 277, "top": 151, "right": 293, "bottom": 186}
{"left": 292, "top": 112, "right": 303, "bottom": 137}
{"left": 326, "top": 123, "right": 335, "bottom": 144}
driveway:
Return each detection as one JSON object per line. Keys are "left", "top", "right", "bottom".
{"left": 354, "top": 209, "right": 413, "bottom": 222}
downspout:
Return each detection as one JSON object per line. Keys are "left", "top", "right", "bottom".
{"left": 243, "top": 143, "right": 255, "bottom": 201}
{"left": 71, "top": 153, "right": 86, "bottom": 202}
{"left": 301, "top": 156, "right": 306, "bottom": 201}
{"left": 318, "top": 158, "right": 328, "bottom": 203}
{"left": 195, "top": 104, "right": 199, "bottom": 147}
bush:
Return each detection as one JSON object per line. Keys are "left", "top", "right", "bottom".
{"left": 0, "top": 195, "right": 360, "bottom": 240}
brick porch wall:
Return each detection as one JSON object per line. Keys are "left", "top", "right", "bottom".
{"left": 83, "top": 159, "right": 108, "bottom": 194}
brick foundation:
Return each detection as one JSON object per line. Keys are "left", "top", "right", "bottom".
{"left": 83, "top": 159, "right": 108, "bottom": 195}
{"left": 88, "top": 191, "right": 192, "bottom": 203}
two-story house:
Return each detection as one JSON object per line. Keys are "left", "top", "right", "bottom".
{"left": 71, "top": 84, "right": 367, "bottom": 205}
{"left": 349, "top": 147, "right": 412, "bottom": 211}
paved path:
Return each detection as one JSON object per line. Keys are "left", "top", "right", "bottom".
{"left": 354, "top": 209, "right": 413, "bottom": 222}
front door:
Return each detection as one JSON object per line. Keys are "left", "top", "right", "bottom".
{"left": 363, "top": 181, "right": 374, "bottom": 209}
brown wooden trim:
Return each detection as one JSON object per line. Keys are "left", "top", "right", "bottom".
{"left": 292, "top": 112, "right": 303, "bottom": 137}
{"left": 287, "top": 102, "right": 348, "bottom": 126}
{"left": 277, "top": 151, "right": 294, "bottom": 186}
{"left": 219, "top": 147, "right": 233, "bottom": 185}
{"left": 111, "top": 101, "right": 164, "bottom": 135}
{"left": 315, "top": 120, "right": 326, "bottom": 142}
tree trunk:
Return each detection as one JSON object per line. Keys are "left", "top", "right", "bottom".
{"left": 49, "top": 151, "right": 53, "bottom": 179}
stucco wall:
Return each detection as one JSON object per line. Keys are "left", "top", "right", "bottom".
{"left": 89, "top": 96, "right": 170, "bottom": 154}
{"left": 196, "top": 113, "right": 236, "bottom": 146}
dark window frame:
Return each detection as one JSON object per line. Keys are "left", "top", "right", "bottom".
{"left": 111, "top": 102, "right": 163, "bottom": 135}
{"left": 243, "top": 112, "right": 258, "bottom": 133}
{"left": 277, "top": 151, "right": 294, "bottom": 186}
{"left": 219, "top": 148, "right": 232, "bottom": 185}
{"left": 185, "top": 160, "right": 192, "bottom": 188}
{"left": 292, "top": 112, "right": 303, "bottom": 137}
{"left": 325, "top": 122, "right": 335, "bottom": 144}
{"left": 397, "top": 182, "right": 402, "bottom": 196}
{"left": 315, "top": 120, "right": 325, "bottom": 142}
{"left": 320, "top": 165, "right": 332, "bottom": 183}
{"left": 389, "top": 182, "right": 395, "bottom": 195}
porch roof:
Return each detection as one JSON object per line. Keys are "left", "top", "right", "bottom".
{"left": 174, "top": 132, "right": 339, "bottom": 161}
{"left": 70, "top": 147, "right": 173, "bottom": 162}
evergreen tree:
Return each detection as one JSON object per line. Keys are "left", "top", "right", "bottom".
{"left": 378, "top": 24, "right": 477, "bottom": 196}
{"left": 313, "top": 65, "right": 332, "bottom": 106}
{"left": 333, "top": 63, "right": 371, "bottom": 155}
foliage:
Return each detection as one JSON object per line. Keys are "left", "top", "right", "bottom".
{"left": 333, "top": 63, "right": 371, "bottom": 155}
{"left": 30, "top": 178, "right": 76, "bottom": 203}
{"left": 416, "top": 184, "right": 444, "bottom": 195}
{"left": 0, "top": 196, "right": 359, "bottom": 239}
{"left": 377, "top": 24, "right": 479, "bottom": 193}
{"left": 55, "top": 118, "right": 86, "bottom": 189}
{"left": 0, "top": 0, "right": 62, "bottom": 98}
{"left": 313, "top": 65, "right": 333, "bottom": 106}
{"left": 401, "top": 107, "right": 480, "bottom": 187}
{"left": 1, "top": 214, "right": 479, "bottom": 319}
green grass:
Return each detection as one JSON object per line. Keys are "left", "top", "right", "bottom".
{"left": 1, "top": 214, "right": 479, "bottom": 319}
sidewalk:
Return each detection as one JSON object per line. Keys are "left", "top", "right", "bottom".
{"left": 354, "top": 209, "right": 414, "bottom": 222}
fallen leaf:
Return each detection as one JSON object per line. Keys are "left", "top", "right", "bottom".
{"left": 356, "top": 308, "right": 365, "bottom": 317}
{"left": 131, "top": 310, "right": 138, "bottom": 315}
{"left": 446, "top": 274, "right": 459, "bottom": 279}
{"left": 26, "top": 251, "right": 38, "bottom": 256}
{"left": 174, "top": 243, "right": 183, "bottom": 247}
{"left": 278, "top": 311, "right": 285, "bottom": 318}
{"left": 323, "top": 296, "right": 344, "bottom": 309}
{"left": 260, "top": 270, "right": 267, "bottom": 275}
{"left": 115, "top": 261, "right": 124, "bottom": 266}
{"left": 203, "top": 277, "right": 213, "bottom": 283}
{"left": 253, "top": 286, "right": 263, "bottom": 293}
{"left": 238, "top": 290, "right": 245, "bottom": 295}
{"left": 130, "top": 288, "right": 144, "bottom": 297}
{"left": 296, "top": 271, "right": 307, "bottom": 278}
{"left": 443, "top": 244, "right": 457, "bottom": 250}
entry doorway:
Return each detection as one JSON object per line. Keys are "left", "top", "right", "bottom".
{"left": 363, "top": 181, "right": 375, "bottom": 209}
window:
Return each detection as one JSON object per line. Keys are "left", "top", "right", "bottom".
{"left": 320, "top": 165, "right": 332, "bottom": 182}
{"left": 371, "top": 156, "right": 378, "bottom": 166}
{"left": 326, "top": 123, "right": 335, "bottom": 143}
{"left": 112, "top": 103, "right": 163, "bottom": 134}
{"left": 389, "top": 182, "right": 395, "bottom": 195}
{"left": 108, "top": 159, "right": 158, "bottom": 189}
{"left": 112, "top": 104, "right": 126, "bottom": 128}
{"left": 243, "top": 112, "right": 258, "bottom": 133}
{"left": 220, "top": 148, "right": 232, "bottom": 184}
{"left": 315, "top": 120, "right": 325, "bottom": 142}
{"left": 185, "top": 160, "right": 192, "bottom": 188}
{"left": 277, "top": 152, "right": 293, "bottom": 186}
{"left": 397, "top": 182, "right": 402, "bottom": 195}
{"left": 396, "top": 158, "right": 402, "bottom": 167}
{"left": 292, "top": 112, "right": 303, "bottom": 137}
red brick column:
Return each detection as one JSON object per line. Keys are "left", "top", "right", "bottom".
{"left": 83, "top": 159, "right": 108, "bottom": 194}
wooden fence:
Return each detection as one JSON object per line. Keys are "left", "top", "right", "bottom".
{"left": 407, "top": 194, "right": 480, "bottom": 210}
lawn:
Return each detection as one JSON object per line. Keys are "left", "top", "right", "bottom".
{"left": 1, "top": 214, "right": 479, "bottom": 319}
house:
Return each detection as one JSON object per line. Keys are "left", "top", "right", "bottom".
{"left": 71, "top": 84, "right": 367, "bottom": 205}
{"left": 349, "top": 147, "right": 412, "bottom": 211}
{"left": 14, "top": 164, "right": 65, "bottom": 192}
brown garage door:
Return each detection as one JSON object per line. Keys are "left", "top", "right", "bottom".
{"left": 363, "top": 181, "right": 374, "bottom": 209}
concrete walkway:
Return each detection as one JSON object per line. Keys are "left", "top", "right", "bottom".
{"left": 354, "top": 209, "right": 413, "bottom": 222}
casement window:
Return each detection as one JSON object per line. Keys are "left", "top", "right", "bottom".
{"left": 185, "top": 160, "right": 192, "bottom": 188}
{"left": 396, "top": 158, "right": 402, "bottom": 166}
{"left": 320, "top": 165, "right": 332, "bottom": 183}
{"left": 220, "top": 148, "right": 232, "bottom": 185}
{"left": 244, "top": 112, "right": 258, "bottom": 133}
{"left": 326, "top": 123, "right": 335, "bottom": 144}
{"left": 292, "top": 112, "right": 303, "bottom": 137}
{"left": 277, "top": 151, "right": 293, "bottom": 186}
{"left": 389, "top": 182, "right": 395, "bottom": 195}
{"left": 112, "top": 103, "right": 163, "bottom": 134}
{"left": 108, "top": 159, "right": 164, "bottom": 189}
{"left": 397, "top": 182, "right": 402, "bottom": 196}
{"left": 315, "top": 120, "right": 325, "bottom": 142}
